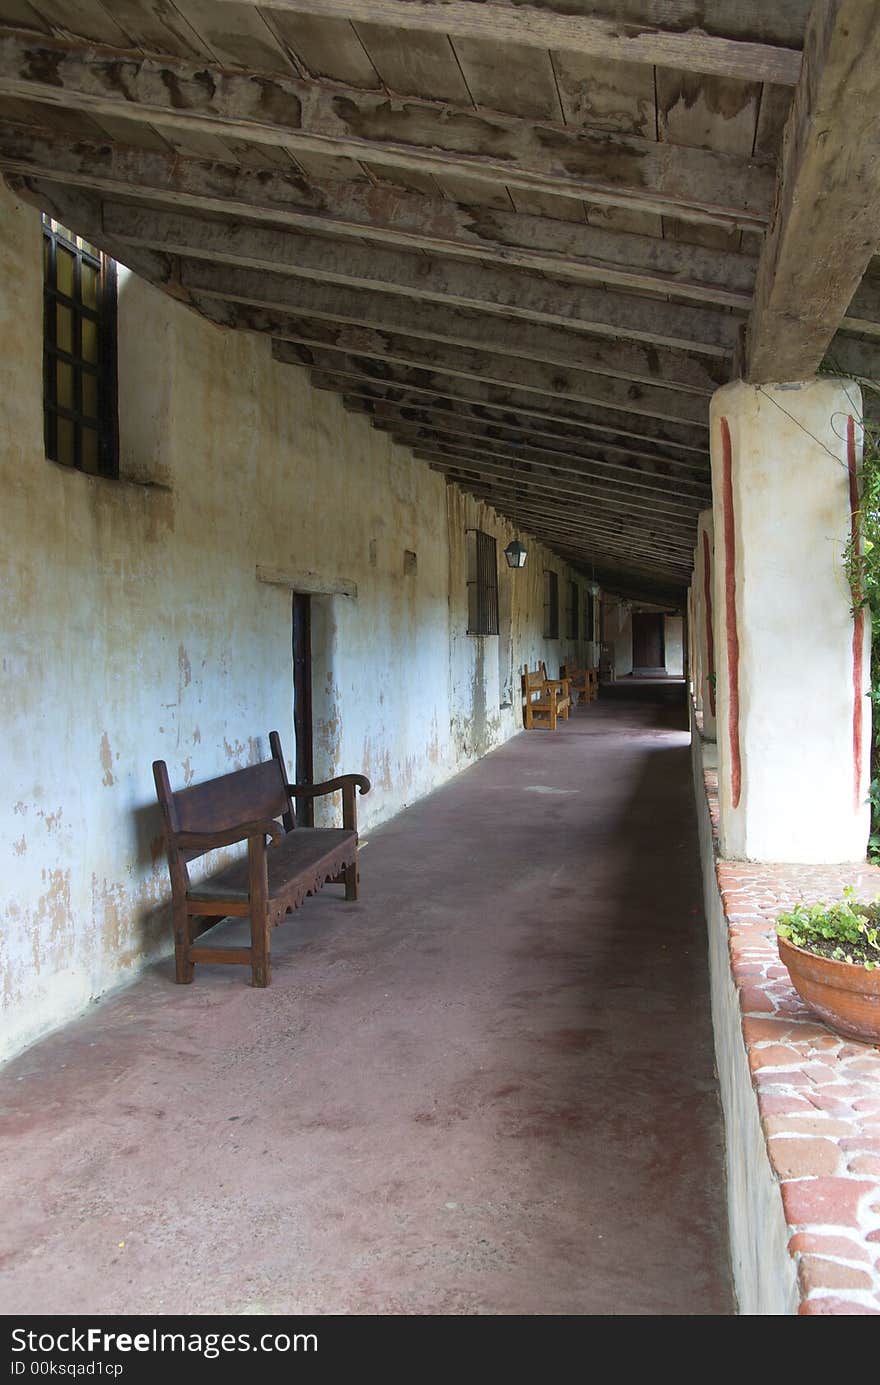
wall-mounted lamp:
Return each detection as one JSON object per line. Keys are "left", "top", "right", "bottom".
{"left": 505, "top": 459, "right": 528, "bottom": 568}
{"left": 588, "top": 581, "right": 600, "bottom": 597}
{"left": 504, "top": 538, "right": 528, "bottom": 568}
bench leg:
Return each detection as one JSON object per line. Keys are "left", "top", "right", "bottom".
{"left": 250, "top": 920, "right": 271, "bottom": 988}
{"left": 248, "top": 837, "right": 271, "bottom": 988}
{"left": 173, "top": 902, "right": 194, "bottom": 984}
{"left": 344, "top": 860, "right": 358, "bottom": 901}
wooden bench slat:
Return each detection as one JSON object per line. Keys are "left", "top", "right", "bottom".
{"left": 153, "top": 732, "right": 370, "bottom": 988}
{"left": 188, "top": 828, "right": 356, "bottom": 913}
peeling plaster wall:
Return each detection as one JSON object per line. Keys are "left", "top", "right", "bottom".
{"left": 0, "top": 186, "right": 590, "bottom": 1060}
{"left": 664, "top": 616, "right": 684, "bottom": 676}
{"left": 603, "top": 594, "right": 634, "bottom": 678}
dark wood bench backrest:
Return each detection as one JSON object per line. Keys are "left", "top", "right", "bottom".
{"left": 153, "top": 733, "right": 296, "bottom": 883}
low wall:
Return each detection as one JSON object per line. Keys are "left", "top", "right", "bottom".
{"left": 692, "top": 707, "right": 880, "bottom": 1315}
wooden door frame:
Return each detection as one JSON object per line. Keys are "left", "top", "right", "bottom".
{"left": 292, "top": 591, "right": 314, "bottom": 826}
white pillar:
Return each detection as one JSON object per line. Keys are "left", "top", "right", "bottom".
{"left": 696, "top": 509, "right": 717, "bottom": 741}
{"left": 690, "top": 558, "right": 703, "bottom": 713}
{"left": 710, "top": 379, "right": 870, "bottom": 863}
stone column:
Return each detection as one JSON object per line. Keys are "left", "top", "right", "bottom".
{"left": 696, "top": 509, "right": 717, "bottom": 741}
{"left": 710, "top": 379, "right": 870, "bottom": 863}
{"left": 687, "top": 585, "right": 698, "bottom": 703}
{"left": 690, "top": 556, "right": 703, "bottom": 713}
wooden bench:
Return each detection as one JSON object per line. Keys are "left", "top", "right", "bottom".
{"left": 522, "top": 663, "right": 571, "bottom": 730}
{"left": 153, "top": 731, "right": 370, "bottom": 988}
{"left": 561, "top": 663, "right": 599, "bottom": 705}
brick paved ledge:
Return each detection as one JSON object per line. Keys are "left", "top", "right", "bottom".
{"left": 691, "top": 707, "right": 880, "bottom": 1315}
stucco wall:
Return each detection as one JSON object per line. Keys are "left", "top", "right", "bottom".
{"left": 664, "top": 615, "right": 684, "bottom": 676}
{"left": 602, "top": 594, "right": 634, "bottom": 677}
{"left": 0, "top": 184, "right": 589, "bottom": 1061}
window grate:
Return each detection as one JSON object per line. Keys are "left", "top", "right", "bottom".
{"left": 467, "top": 529, "right": 500, "bottom": 635}
{"left": 568, "top": 580, "right": 578, "bottom": 640}
{"left": 543, "top": 569, "right": 559, "bottom": 639}
{"left": 43, "top": 215, "right": 118, "bottom": 477}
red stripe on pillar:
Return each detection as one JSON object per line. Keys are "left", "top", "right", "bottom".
{"left": 703, "top": 531, "right": 716, "bottom": 717}
{"left": 720, "top": 417, "right": 741, "bottom": 808}
{"left": 847, "top": 415, "right": 865, "bottom": 813}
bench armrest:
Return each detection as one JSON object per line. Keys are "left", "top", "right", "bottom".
{"left": 544, "top": 677, "right": 569, "bottom": 695}
{"left": 174, "top": 819, "right": 284, "bottom": 852}
{"left": 287, "top": 775, "right": 371, "bottom": 832}
{"left": 287, "top": 774, "right": 371, "bottom": 800}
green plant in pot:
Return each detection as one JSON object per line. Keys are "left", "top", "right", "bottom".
{"left": 776, "top": 888, "right": 880, "bottom": 1044}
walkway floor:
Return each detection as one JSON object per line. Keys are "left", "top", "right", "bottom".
{"left": 0, "top": 687, "right": 733, "bottom": 1316}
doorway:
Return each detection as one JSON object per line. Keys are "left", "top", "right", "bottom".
{"left": 632, "top": 612, "right": 665, "bottom": 673}
{"left": 292, "top": 592, "right": 314, "bottom": 826}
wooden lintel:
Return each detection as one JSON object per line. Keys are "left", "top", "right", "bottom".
{"left": 257, "top": 566, "right": 357, "bottom": 598}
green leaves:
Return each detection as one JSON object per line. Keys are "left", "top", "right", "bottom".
{"left": 777, "top": 886, "right": 880, "bottom": 969}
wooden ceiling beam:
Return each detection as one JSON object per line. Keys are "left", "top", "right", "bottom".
{"left": 217, "top": 1, "right": 804, "bottom": 85}
{"left": 343, "top": 397, "right": 711, "bottom": 475}
{"left": 746, "top": 1, "right": 880, "bottom": 383}
{"left": 304, "top": 366, "right": 709, "bottom": 454}
{"left": 179, "top": 253, "right": 733, "bottom": 366}
{"left": 371, "top": 419, "right": 712, "bottom": 502}
{"left": 182, "top": 262, "right": 726, "bottom": 390}
{"left": 265, "top": 333, "right": 710, "bottom": 427}
{"left": 412, "top": 443, "right": 703, "bottom": 521}
{"left": 0, "top": 29, "right": 774, "bottom": 226}
{"left": 100, "top": 198, "right": 755, "bottom": 315}
{"left": 0, "top": 131, "right": 759, "bottom": 310}
{"left": 438, "top": 486, "right": 693, "bottom": 565}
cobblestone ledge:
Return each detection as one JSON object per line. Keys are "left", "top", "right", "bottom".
{"left": 692, "top": 707, "right": 880, "bottom": 1315}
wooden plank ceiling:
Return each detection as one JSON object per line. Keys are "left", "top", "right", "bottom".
{"left": 1, "top": 1, "right": 879, "bottom": 602}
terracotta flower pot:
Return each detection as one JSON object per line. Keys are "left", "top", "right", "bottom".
{"left": 778, "top": 936, "right": 880, "bottom": 1044}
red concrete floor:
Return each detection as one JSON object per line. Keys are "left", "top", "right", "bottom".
{"left": 0, "top": 686, "right": 733, "bottom": 1316}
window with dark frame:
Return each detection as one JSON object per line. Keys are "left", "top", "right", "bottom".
{"left": 543, "top": 569, "right": 559, "bottom": 639}
{"left": 42, "top": 215, "right": 118, "bottom": 477}
{"left": 567, "top": 580, "right": 578, "bottom": 640}
{"left": 466, "top": 529, "right": 500, "bottom": 636}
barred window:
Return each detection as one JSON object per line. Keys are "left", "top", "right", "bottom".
{"left": 43, "top": 215, "right": 118, "bottom": 477}
{"left": 567, "top": 580, "right": 578, "bottom": 639}
{"left": 467, "top": 529, "right": 499, "bottom": 635}
{"left": 543, "top": 570, "right": 559, "bottom": 639}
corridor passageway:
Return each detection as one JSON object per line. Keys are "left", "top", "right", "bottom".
{"left": 0, "top": 691, "right": 732, "bottom": 1315}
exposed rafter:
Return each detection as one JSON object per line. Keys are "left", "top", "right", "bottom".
{"left": 746, "top": 0, "right": 880, "bottom": 382}
{"left": 0, "top": 29, "right": 775, "bottom": 226}
{"left": 343, "top": 397, "right": 711, "bottom": 474}
{"left": 216, "top": 0, "right": 805, "bottom": 85}
{"left": 305, "top": 368, "right": 710, "bottom": 454}
{"left": 267, "top": 335, "right": 711, "bottom": 427}
{"left": 0, "top": 131, "right": 757, "bottom": 309}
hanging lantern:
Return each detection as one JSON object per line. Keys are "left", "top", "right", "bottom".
{"left": 504, "top": 538, "right": 528, "bottom": 568}
{"left": 588, "top": 580, "right": 600, "bottom": 596}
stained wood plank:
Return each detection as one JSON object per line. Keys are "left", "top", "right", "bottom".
{"left": 267, "top": 334, "right": 710, "bottom": 426}
{"left": 450, "top": 34, "right": 564, "bottom": 121}
{"left": 173, "top": 0, "right": 297, "bottom": 73}
{"left": 343, "top": 395, "right": 709, "bottom": 470}
{"left": 0, "top": 130, "right": 760, "bottom": 309}
{"left": 101, "top": 201, "right": 741, "bottom": 353}
{"left": 374, "top": 421, "right": 712, "bottom": 500}
{"left": 306, "top": 366, "right": 710, "bottom": 453}
{"left": 92, "top": 0, "right": 215, "bottom": 60}
{"left": 353, "top": 21, "right": 471, "bottom": 103}
{"left": 180, "top": 258, "right": 729, "bottom": 386}
{"left": 214, "top": 1, "right": 806, "bottom": 84}
{"left": 553, "top": 50, "right": 655, "bottom": 136}
{"left": 746, "top": 1, "right": 880, "bottom": 383}
{"left": 266, "top": 11, "right": 380, "bottom": 87}
{"left": 0, "top": 31, "right": 775, "bottom": 226}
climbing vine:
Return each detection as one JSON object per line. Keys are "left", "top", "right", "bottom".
{"left": 839, "top": 378, "right": 880, "bottom": 860}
